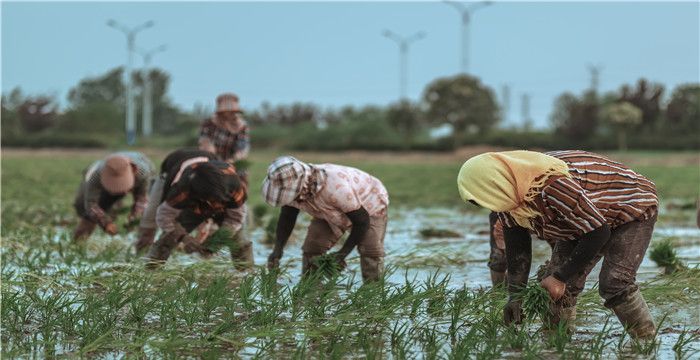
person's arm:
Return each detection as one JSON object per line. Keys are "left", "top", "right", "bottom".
{"left": 221, "top": 206, "right": 246, "bottom": 233}
{"left": 233, "top": 125, "right": 250, "bottom": 161}
{"left": 268, "top": 206, "right": 300, "bottom": 268}
{"left": 540, "top": 224, "right": 611, "bottom": 300}
{"left": 199, "top": 137, "right": 216, "bottom": 153}
{"left": 130, "top": 177, "right": 148, "bottom": 221}
{"left": 334, "top": 206, "right": 370, "bottom": 260}
{"left": 84, "top": 177, "right": 115, "bottom": 233}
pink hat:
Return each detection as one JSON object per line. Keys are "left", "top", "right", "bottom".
{"left": 216, "top": 93, "right": 241, "bottom": 113}
{"left": 100, "top": 155, "right": 135, "bottom": 194}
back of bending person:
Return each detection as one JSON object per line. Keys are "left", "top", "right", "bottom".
{"left": 142, "top": 151, "right": 251, "bottom": 269}
{"left": 262, "top": 156, "right": 389, "bottom": 282}
{"left": 458, "top": 150, "right": 658, "bottom": 339}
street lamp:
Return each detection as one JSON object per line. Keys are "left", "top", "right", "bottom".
{"left": 444, "top": 1, "right": 491, "bottom": 74}
{"left": 107, "top": 19, "right": 154, "bottom": 145}
{"left": 382, "top": 29, "right": 426, "bottom": 100}
{"left": 137, "top": 44, "right": 167, "bottom": 138}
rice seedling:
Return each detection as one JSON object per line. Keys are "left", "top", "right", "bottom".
{"left": 519, "top": 281, "right": 553, "bottom": 323}
{"left": 263, "top": 214, "right": 278, "bottom": 245}
{"left": 649, "top": 238, "right": 687, "bottom": 274}
{"left": 672, "top": 328, "right": 700, "bottom": 360}
{"left": 252, "top": 203, "right": 269, "bottom": 226}
{"left": 202, "top": 227, "right": 234, "bottom": 252}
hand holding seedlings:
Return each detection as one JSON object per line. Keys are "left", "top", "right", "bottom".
{"left": 540, "top": 275, "right": 566, "bottom": 300}
{"left": 267, "top": 251, "right": 281, "bottom": 270}
{"left": 328, "top": 251, "right": 348, "bottom": 270}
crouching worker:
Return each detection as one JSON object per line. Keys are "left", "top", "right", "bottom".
{"left": 142, "top": 149, "right": 252, "bottom": 270}
{"left": 458, "top": 150, "right": 659, "bottom": 339}
{"left": 263, "top": 156, "right": 389, "bottom": 282}
{"left": 73, "top": 152, "right": 155, "bottom": 241}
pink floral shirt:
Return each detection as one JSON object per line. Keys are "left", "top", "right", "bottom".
{"left": 290, "top": 164, "right": 389, "bottom": 237}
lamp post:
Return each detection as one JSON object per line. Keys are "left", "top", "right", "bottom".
{"left": 382, "top": 29, "right": 426, "bottom": 100}
{"left": 444, "top": 1, "right": 491, "bottom": 74}
{"left": 107, "top": 19, "right": 154, "bottom": 145}
{"left": 137, "top": 44, "right": 167, "bottom": 137}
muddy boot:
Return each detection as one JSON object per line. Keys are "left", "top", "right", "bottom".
{"left": 611, "top": 290, "right": 656, "bottom": 339}
{"left": 134, "top": 227, "right": 157, "bottom": 254}
{"left": 360, "top": 256, "right": 384, "bottom": 282}
{"left": 145, "top": 231, "right": 181, "bottom": 269}
{"left": 230, "top": 240, "right": 254, "bottom": 271}
{"left": 73, "top": 218, "right": 96, "bottom": 242}
{"left": 490, "top": 270, "right": 506, "bottom": 287}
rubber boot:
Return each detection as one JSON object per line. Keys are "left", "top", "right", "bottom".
{"left": 230, "top": 240, "right": 254, "bottom": 271}
{"left": 145, "top": 231, "right": 181, "bottom": 269}
{"left": 73, "top": 218, "right": 96, "bottom": 242}
{"left": 360, "top": 256, "right": 384, "bottom": 282}
{"left": 490, "top": 270, "right": 506, "bottom": 287}
{"left": 134, "top": 227, "right": 157, "bottom": 254}
{"left": 611, "top": 290, "right": 656, "bottom": 339}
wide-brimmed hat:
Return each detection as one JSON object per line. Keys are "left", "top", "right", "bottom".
{"left": 100, "top": 155, "right": 135, "bottom": 194}
{"left": 216, "top": 93, "right": 241, "bottom": 113}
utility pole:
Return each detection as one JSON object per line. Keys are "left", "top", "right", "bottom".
{"left": 107, "top": 19, "right": 154, "bottom": 145}
{"left": 588, "top": 64, "right": 603, "bottom": 93}
{"left": 521, "top": 93, "right": 532, "bottom": 131}
{"left": 444, "top": 1, "right": 492, "bottom": 74}
{"left": 137, "top": 44, "right": 167, "bottom": 137}
{"left": 382, "top": 29, "right": 426, "bottom": 100}
{"left": 501, "top": 84, "right": 511, "bottom": 125}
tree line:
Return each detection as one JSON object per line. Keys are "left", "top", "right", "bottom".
{"left": 2, "top": 67, "right": 698, "bottom": 150}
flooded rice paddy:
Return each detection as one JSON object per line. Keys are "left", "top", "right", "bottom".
{"left": 3, "top": 207, "right": 699, "bottom": 358}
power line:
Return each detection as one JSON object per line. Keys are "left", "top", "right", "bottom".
{"left": 443, "top": 1, "right": 492, "bottom": 74}
{"left": 137, "top": 44, "right": 167, "bottom": 138}
{"left": 382, "top": 29, "right": 426, "bottom": 100}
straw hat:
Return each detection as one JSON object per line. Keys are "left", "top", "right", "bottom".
{"left": 216, "top": 93, "right": 241, "bottom": 113}
{"left": 100, "top": 155, "right": 134, "bottom": 194}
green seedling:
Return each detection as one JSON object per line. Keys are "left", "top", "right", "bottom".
{"left": 419, "top": 228, "right": 461, "bottom": 238}
{"left": 649, "top": 238, "right": 686, "bottom": 274}
{"left": 520, "top": 282, "right": 553, "bottom": 323}
{"left": 252, "top": 204, "right": 268, "bottom": 226}
{"left": 202, "top": 228, "right": 234, "bottom": 252}
{"left": 312, "top": 253, "right": 343, "bottom": 278}
{"left": 233, "top": 159, "right": 251, "bottom": 172}
{"left": 263, "top": 215, "right": 278, "bottom": 245}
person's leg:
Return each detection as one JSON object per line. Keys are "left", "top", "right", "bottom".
{"left": 356, "top": 214, "right": 388, "bottom": 282}
{"left": 135, "top": 175, "right": 165, "bottom": 252}
{"left": 301, "top": 218, "right": 338, "bottom": 276}
{"left": 228, "top": 226, "right": 254, "bottom": 270}
{"left": 146, "top": 209, "right": 206, "bottom": 267}
{"left": 599, "top": 215, "right": 657, "bottom": 339}
{"left": 72, "top": 182, "right": 96, "bottom": 241}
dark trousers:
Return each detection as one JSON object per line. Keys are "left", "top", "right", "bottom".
{"left": 542, "top": 215, "right": 657, "bottom": 309}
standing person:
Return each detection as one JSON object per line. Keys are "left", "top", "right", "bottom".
{"left": 263, "top": 156, "right": 389, "bottom": 282}
{"left": 73, "top": 151, "right": 155, "bottom": 241}
{"left": 457, "top": 150, "right": 659, "bottom": 339}
{"left": 198, "top": 93, "right": 250, "bottom": 165}
{"left": 143, "top": 149, "right": 252, "bottom": 269}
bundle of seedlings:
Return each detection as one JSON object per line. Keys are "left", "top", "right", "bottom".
{"left": 202, "top": 227, "right": 234, "bottom": 253}
{"left": 649, "top": 238, "right": 687, "bottom": 274}
{"left": 419, "top": 227, "right": 461, "bottom": 239}
{"left": 520, "top": 281, "right": 554, "bottom": 323}
{"left": 312, "top": 253, "right": 344, "bottom": 278}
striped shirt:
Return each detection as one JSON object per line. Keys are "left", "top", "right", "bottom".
{"left": 82, "top": 151, "right": 155, "bottom": 227}
{"left": 498, "top": 150, "right": 658, "bottom": 241}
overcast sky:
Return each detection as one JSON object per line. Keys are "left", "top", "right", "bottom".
{"left": 2, "top": 1, "right": 698, "bottom": 128}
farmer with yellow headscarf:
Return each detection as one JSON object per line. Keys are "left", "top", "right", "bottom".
{"left": 458, "top": 150, "right": 659, "bottom": 339}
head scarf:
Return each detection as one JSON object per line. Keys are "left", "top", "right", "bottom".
{"left": 262, "top": 156, "right": 326, "bottom": 207}
{"left": 457, "top": 150, "right": 571, "bottom": 229}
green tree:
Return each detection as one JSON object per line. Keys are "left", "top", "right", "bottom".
{"left": 601, "top": 101, "right": 642, "bottom": 151}
{"left": 618, "top": 78, "right": 664, "bottom": 133}
{"left": 387, "top": 100, "right": 422, "bottom": 143}
{"left": 67, "top": 67, "right": 124, "bottom": 107}
{"left": 422, "top": 74, "right": 500, "bottom": 141}
{"left": 17, "top": 96, "right": 58, "bottom": 133}
{"left": 666, "top": 83, "right": 700, "bottom": 133}
{"left": 550, "top": 90, "right": 599, "bottom": 143}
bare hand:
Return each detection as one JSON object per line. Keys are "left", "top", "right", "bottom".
{"left": 105, "top": 223, "right": 118, "bottom": 235}
{"left": 503, "top": 299, "right": 524, "bottom": 325}
{"left": 540, "top": 275, "right": 566, "bottom": 301}
{"left": 267, "top": 251, "right": 282, "bottom": 270}
{"left": 330, "top": 252, "right": 348, "bottom": 270}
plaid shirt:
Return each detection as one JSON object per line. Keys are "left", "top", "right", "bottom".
{"left": 82, "top": 151, "right": 155, "bottom": 227}
{"left": 199, "top": 117, "right": 250, "bottom": 162}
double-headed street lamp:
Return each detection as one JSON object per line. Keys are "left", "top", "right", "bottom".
{"left": 444, "top": 1, "right": 492, "bottom": 74}
{"left": 383, "top": 29, "right": 426, "bottom": 100}
{"left": 137, "top": 44, "right": 167, "bottom": 138}
{"left": 107, "top": 19, "right": 154, "bottom": 145}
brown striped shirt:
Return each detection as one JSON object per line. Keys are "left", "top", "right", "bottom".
{"left": 498, "top": 150, "right": 658, "bottom": 241}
